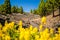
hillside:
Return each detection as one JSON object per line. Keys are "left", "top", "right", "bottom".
{"left": 0, "top": 10, "right": 60, "bottom": 28}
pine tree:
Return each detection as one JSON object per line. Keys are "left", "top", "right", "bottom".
{"left": 38, "top": 0, "right": 46, "bottom": 16}
{"left": 49, "top": 0, "right": 56, "bottom": 17}
{"left": 20, "top": 6, "right": 23, "bottom": 14}
{"left": 30, "top": 9, "right": 33, "bottom": 13}
{"left": 4, "top": 0, "right": 11, "bottom": 14}
{"left": 33, "top": 9, "right": 37, "bottom": 14}
{"left": 11, "top": 6, "right": 17, "bottom": 13}
{"left": 0, "top": 4, "right": 5, "bottom": 14}
{"left": 0, "top": 5, "right": 3, "bottom": 13}
{"left": 45, "top": 0, "right": 52, "bottom": 14}
{"left": 55, "top": 0, "right": 60, "bottom": 15}
{"left": 16, "top": 6, "right": 19, "bottom": 13}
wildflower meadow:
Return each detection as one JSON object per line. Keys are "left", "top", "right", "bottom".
{"left": 0, "top": 16, "right": 60, "bottom": 40}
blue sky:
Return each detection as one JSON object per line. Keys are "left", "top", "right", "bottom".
{"left": 0, "top": 0, "right": 40, "bottom": 12}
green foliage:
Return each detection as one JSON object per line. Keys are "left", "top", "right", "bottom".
{"left": 55, "top": 0, "right": 60, "bottom": 6}
{"left": 0, "top": 4, "right": 6, "bottom": 14}
{"left": 0, "top": 0, "right": 24, "bottom": 14}
{"left": 19, "top": 6, "right": 23, "bottom": 14}
{"left": 38, "top": 0, "right": 46, "bottom": 16}
{"left": 11, "top": 6, "right": 19, "bottom": 13}
{"left": 7, "top": 24, "right": 19, "bottom": 40}
{"left": 49, "top": 0, "right": 56, "bottom": 17}
{"left": 4, "top": 0, "right": 11, "bottom": 14}
{"left": 0, "top": 5, "right": 3, "bottom": 14}
{"left": 11, "top": 6, "right": 24, "bottom": 14}
{"left": 0, "top": 0, "right": 60, "bottom": 15}
{"left": 55, "top": 0, "right": 60, "bottom": 14}
{"left": 30, "top": 9, "right": 33, "bottom": 13}
{"left": 32, "top": 0, "right": 60, "bottom": 17}
{"left": 33, "top": 9, "right": 37, "bottom": 14}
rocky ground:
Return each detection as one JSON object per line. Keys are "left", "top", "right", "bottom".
{"left": 0, "top": 13, "right": 41, "bottom": 27}
{"left": 0, "top": 10, "right": 60, "bottom": 29}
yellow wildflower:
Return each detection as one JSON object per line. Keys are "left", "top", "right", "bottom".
{"left": 55, "top": 33, "right": 60, "bottom": 40}
{"left": 19, "top": 31, "right": 24, "bottom": 40}
{"left": 19, "top": 20, "right": 22, "bottom": 27}
{"left": 8, "top": 22, "right": 14, "bottom": 29}
{"left": 29, "top": 25, "right": 33, "bottom": 31}
{"left": 39, "top": 24, "right": 43, "bottom": 30}
{"left": 58, "top": 27, "right": 60, "bottom": 33}
{"left": 15, "top": 38, "right": 18, "bottom": 40}
{"left": 24, "top": 30, "right": 30, "bottom": 40}
{"left": 5, "top": 20, "right": 8, "bottom": 26}
{"left": 41, "top": 16, "right": 46, "bottom": 24}
{"left": 50, "top": 28, "right": 54, "bottom": 34}
{"left": 32, "top": 27, "right": 38, "bottom": 33}
{"left": 35, "top": 35, "right": 40, "bottom": 40}
{"left": 5, "top": 35, "right": 11, "bottom": 40}
{"left": 0, "top": 30, "right": 2, "bottom": 37}
{"left": 2, "top": 27, "right": 8, "bottom": 32}
{"left": 0, "top": 23, "right": 2, "bottom": 30}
